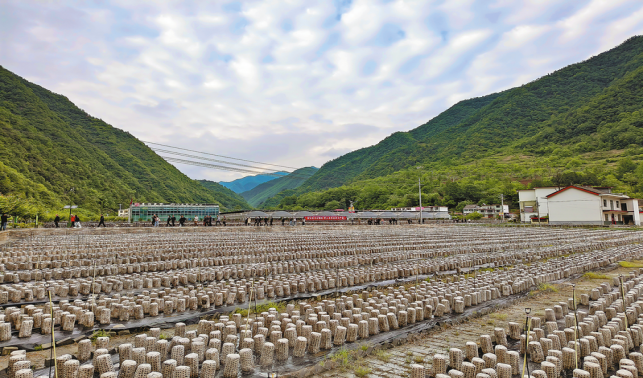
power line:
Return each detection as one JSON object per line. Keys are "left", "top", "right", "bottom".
{"left": 161, "top": 156, "right": 315, "bottom": 180}
{"left": 152, "top": 148, "right": 291, "bottom": 175}
{"left": 143, "top": 141, "right": 299, "bottom": 170}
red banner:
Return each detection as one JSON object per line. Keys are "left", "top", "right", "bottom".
{"left": 304, "top": 216, "right": 347, "bottom": 221}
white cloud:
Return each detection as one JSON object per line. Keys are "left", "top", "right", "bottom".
{"left": 1, "top": 0, "right": 643, "bottom": 182}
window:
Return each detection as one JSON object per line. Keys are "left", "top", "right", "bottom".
{"left": 604, "top": 199, "right": 607, "bottom": 207}
{"left": 616, "top": 201, "right": 619, "bottom": 207}
{"left": 610, "top": 200, "right": 614, "bottom": 210}
{"left": 605, "top": 214, "right": 609, "bottom": 221}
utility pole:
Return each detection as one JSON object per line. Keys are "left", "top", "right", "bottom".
{"left": 68, "top": 188, "right": 74, "bottom": 228}
{"left": 419, "top": 177, "right": 423, "bottom": 225}
{"left": 499, "top": 194, "right": 504, "bottom": 222}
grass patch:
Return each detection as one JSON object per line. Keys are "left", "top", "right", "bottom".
{"left": 374, "top": 349, "right": 391, "bottom": 362}
{"left": 234, "top": 308, "right": 249, "bottom": 317}
{"left": 414, "top": 355, "right": 425, "bottom": 363}
{"left": 34, "top": 345, "right": 43, "bottom": 351}
{"left": 619, "top": 261, "right": 643, "bottom": 268}
{"left": 537, "top": 283, "right": 559, "bottom": 293}
{"left": 90, "top": 329, "right": 114, "bottom": 341}
{"left": 360, "top": 344, "right": 369, "bottom": 351}
{"left": 583, "top": 272, "right": 609, "bottom": 279}
{"left": 159, "top": 333, "right": 170, "bottom": 340}
{"left": 489, "top": 312, "right": 508, "bottom": 321}
{"left": 354, "top": 365, "right": 372, "bottom": 377}
{"left": 331, "top": 347, "right": 352, "bottom": 368}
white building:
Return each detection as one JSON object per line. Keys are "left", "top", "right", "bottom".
{"left": 462, "top": 204, "right": 509, "bottom": 218}
{"left": 517, "top": 187, "right": 558, "bottom": 222}
{"left": 520, "top": 186, "right": 640, "bottom": 225}
{"left": 118, "top": 208, "right": 130, "bottom": 218}
{"left": 546, "top": 186, "right": 640, "bottom": 226}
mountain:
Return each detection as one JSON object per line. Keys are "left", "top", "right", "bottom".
{"left": 219, "top": 172, "right": 286, "bottom": 193}
{"left": 266, "top": 35, "right": 643, "bottom": 211}
{"left": 198, "top": 180, "right": 251, "bottom": 211}
{"left": 0, "top": 66, "right": 234, "bottom": 217}
{"left": 298, "top": 36, "right": 643, "bottom": 194}
{"left": 240, "top": 167, "right": 318, "bottom": 207}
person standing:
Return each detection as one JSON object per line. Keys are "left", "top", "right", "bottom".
{"left": 74, "top": 214, "right": 82, "bottom": 228}
{"left": 1, "top": 213, "right": 8, "bottom": 231}
{"left": 54, "top": 214, "right": 60, "bottom": 228}
{"left": 98, "top": 214, "right": 106, "bottom": 227}
{"left": 179, "top": 215, "right": 186, "bottom": 227}
{"left": 222, "top": 216, "right": 226, "bottom": 226}
{"left": 70, "top": 214, "right": 75, "bottom": 228}
{"left": 167, "top": 215, "right": 171, "bottom": 227}
{"left": 194, "top": 215, "right": 199, "bottom": 226}
{"left": 171, "top": 215, "right": 176, "bottom": 227}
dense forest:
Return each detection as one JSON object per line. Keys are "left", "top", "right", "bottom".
{"left": 240, "top": 167, "right": 318, "bottom": 207}
{"left": 220, "top": 173, "right": 285, "bottom": 193}
{"left": 197, "top": 180, "right": 251, "bottom": 210}
{"left": 0, "top": 66, "right": 239, "bottom": 220}
{"left": 261, "top": 36, "right": 643, "bottom": 211}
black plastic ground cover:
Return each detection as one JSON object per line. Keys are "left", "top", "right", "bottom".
{"left": 0, "top": 264, "right": 491, "bottom": 351}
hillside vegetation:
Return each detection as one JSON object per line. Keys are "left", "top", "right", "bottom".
{"left": 0, "top": 66, "right": 236, "bottom": 219}
{"left": 241, "top": 166, "right": 318, "bottom": 207}
{"left": 220, "top": 173, "right": 284, "bottom": 193}
{"left": 197, "top": 180, "right": 251, "bottom": 210}
{"left": 266, "top": 36, "right": 643, "bottom": 212}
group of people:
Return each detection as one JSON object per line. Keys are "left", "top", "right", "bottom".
{"left": 246, "top": 217, "right": 275, "bottom": 226}
{"left": 245, "top": 217, "right": 304, "bottom": 226}
{"left": 49, "top": 214, "right": 87, "bottom": 228}
{"left": 160, "top": 214, "right": 226, "bottom": 227}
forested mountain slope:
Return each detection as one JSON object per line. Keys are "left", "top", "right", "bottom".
{"left": 197, "top": 180, "right": 251, "bottom": 210}
{"left": 0, "top": 66, "right": 231, "bottom": 216}
{"left": 296, "top": 36, "right": 643, "bottom": 194}
{"left": 266, "top": 36, "right": 643, "bottom": 211}
{"left": 220, "top": 173, "right": 284, "bottom": 193}
{"left": 240, "top": 166, "right": 318, "bottom": 207}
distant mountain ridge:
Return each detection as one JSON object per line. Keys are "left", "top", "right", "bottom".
{"left": 241, "top": 167, "right": 318, "bottom": 207}
{"left": 219, "top": 172, "right": 286, "bottom": 193}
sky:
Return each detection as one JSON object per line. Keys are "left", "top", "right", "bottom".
{"left": 2, "top": 0, "right": 643, "bottom": 182}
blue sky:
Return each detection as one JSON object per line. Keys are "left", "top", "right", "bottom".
{"left": 2, "top": 0, "right": 643, "bottom": 181}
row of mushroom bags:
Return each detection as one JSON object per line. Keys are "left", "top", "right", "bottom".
{"left": 230, "top": 210, "right": 451, "bottom": 219}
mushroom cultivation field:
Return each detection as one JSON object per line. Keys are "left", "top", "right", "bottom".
{"left": 1, "top": 225, "right": 643, "bottom": 378}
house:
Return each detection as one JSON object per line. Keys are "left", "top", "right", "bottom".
{"left": 462, "top": 204, "right": 509, "bottom": 218}
{"left": 545, "top": 186, "right": 640, "bottom": 225}
{"left": 118, "top": 208, "right": 130, "bottom": 218}
{"left": 517, "top": 187, "right": 558, "bottom": 223}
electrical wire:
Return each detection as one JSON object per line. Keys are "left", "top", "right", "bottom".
{"left": 151, "top": 148, "right": 291, "bottom": 175}
{"left": 143, "top": 141, "right": 299, "bottom": 170}
{"left": 161, "top": 156, "right": 315, "bottom": 180}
